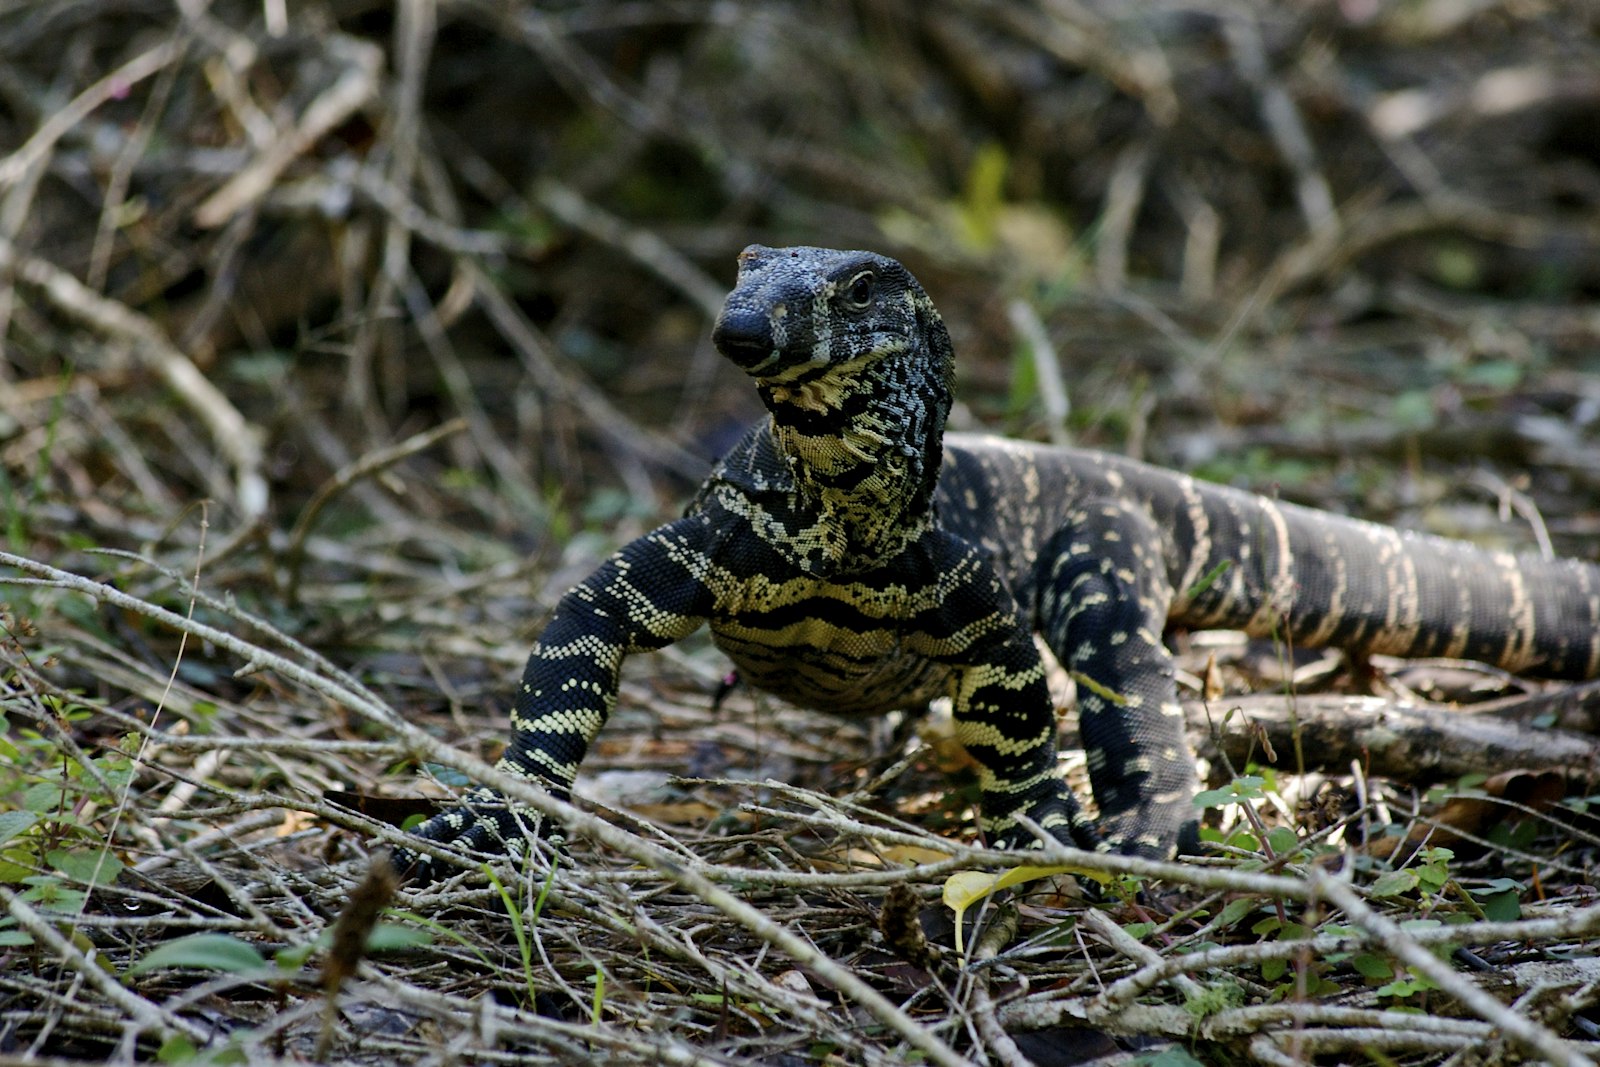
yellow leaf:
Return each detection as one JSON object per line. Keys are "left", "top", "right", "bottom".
{"left": 880, "top": 845, "right": 956, "bottom": 867}
{"left": 942, "top": 864, "right": 1110, "bottom": 956}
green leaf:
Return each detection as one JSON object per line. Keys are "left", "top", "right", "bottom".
{"left": 1416, "top": 867, "right": 1450, "bottom": 894}
{"left": 1352, "top": 954, "right": 1393, "bottom": 980}
{"left": 1194, "top": 776, "right": 1265, "bottom": 808}
{"left": 21, "top": 782, "right": 64, "bottom": 815}
{"left": 1390, "top": 389, "right": 1436, "bottom": 431}
{"left": 275, "top": 941, "right": 318, "bottom": 970}
{"left": 20, "top": 879, "right": 86, "bottom": 913}
{"left": 1461, "top": 359, "right": 1523, "bottom": 390}
{"left": 157, "top": 1035, "right": 198, "bottom": 1063}
{"left": 48, "top": 848, "right": 123, "bottom": 887}
{"left": 1376, "top": 971, "right": 1439, "bottom": 999}
{"left": 1465, "top": 883, "right": 1516, "bottom": 927}
{"left": 1217, "top": 897, "right": 1256, "bottom": 928}
{"left": 94, "top": 755, "right": 134, "bottom": 792}
{"left": 1370, "top": 869, "right": 1417, "bottom": 897}
{"left": 1489, "top": 819, "right": 1539, "bottom": 850}
{"left": 1266, "top": 826, "right": 1300, "bottom": 855}
{"left": 0, "top": 810, "right": 38, "bottom": 845}
{"left": 1477, "top": 889, "right": 1522, "bottom": 923}
{"left": 129, "top": 933, "right": 267, "bottom": 976}
{"left": 1304, "top": 974, "right": 1342, "bottom": 997}
{"left": 0, "top": 849, "right": 35, "bottom": 884}
{"left": 365, "top": 923, "right": 432, "bottom": 952}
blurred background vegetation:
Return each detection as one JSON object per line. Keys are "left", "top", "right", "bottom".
{"left": 4, "top": 0, "right": 1599, "bottom": 571}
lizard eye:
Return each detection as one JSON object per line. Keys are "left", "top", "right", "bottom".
{"left": 843, "top": 270, "right": 875, "bottom": 311}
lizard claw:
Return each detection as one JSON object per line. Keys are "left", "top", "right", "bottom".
{"left": 391, "top": 787, "right": 554, "bottom": 884}
{"left": 988, "top": 780, "right": 1104, "bottom": 853}
{"left": 1096, "top": 802, "right": 1198, "bottom": 861}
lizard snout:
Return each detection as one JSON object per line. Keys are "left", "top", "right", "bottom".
{"left": 712, "top": 303, "right": 781, "bottom": 372}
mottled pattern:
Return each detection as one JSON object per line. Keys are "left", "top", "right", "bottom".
{"left": 401, "top": 246, "right": 1600, "bottom": 876}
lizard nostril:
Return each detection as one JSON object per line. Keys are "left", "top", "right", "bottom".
{"left": 712, "top": 306, "right": 778, "bottom": 370}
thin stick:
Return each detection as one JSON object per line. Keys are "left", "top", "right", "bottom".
{"left": 0, "top": 39, "right": 186, "bottom": 191}
{"left": 1006, "top": 299, "right": 1070, "bottom": 446}
{"left": 192, "top": 36, "right": 382, "bottom": 228}
{"left": 282, "top": 417, "right": 468, "bottom": 604}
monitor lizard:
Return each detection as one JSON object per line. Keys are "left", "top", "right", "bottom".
{"left": 398, "top": 245, "right": 1600, "bottom": 877}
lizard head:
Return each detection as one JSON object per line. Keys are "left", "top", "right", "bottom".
{"left": 712, "top": 245, "right": 951, "bottom": 390}
{"left": 710, "top": 245, "right": 956, "bottom": 561}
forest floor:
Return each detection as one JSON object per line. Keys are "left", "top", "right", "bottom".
{"left": 1, "top": 2, "right": 1598, "bottom": 1064}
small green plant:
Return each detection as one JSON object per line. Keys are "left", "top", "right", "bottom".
{"left": 1370, "top": 846, "right": 1453, "bottom": 900}
{"left": 1249, "top": 914, "right": 1340, "bottom": 996}
{"left": 1374, "top": 968, "right": 1441, "bottom": 1002}
{"left": 0, "top": 694, "right": 139, "bottom": 930}
{"left": 1193, "top": 775, "right": 1266, "bottom": 810}
{"left": 129, "top": 933, "right": 270, "bottom": 976}
{"left": 1468, "top": 878, "right": 1524, "bottom": 922}
{"left": 486, "top": 853, "right": 560, "bottom": 1006}
{"left": 1183, "top": 977, "right": 1245, "bottom": 1022}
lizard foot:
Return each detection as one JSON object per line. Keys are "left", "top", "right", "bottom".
{"left": 391, "top": 787, "right": 559, "bottom": 884}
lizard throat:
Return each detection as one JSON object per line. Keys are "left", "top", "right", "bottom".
{"left": 758, "top": 355, "right": 946, "bottom": 568}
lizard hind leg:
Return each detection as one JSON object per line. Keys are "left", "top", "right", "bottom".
{"left": 1035, "top": 499, "right": 1199, "bottom": 860}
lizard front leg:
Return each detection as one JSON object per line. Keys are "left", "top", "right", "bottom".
{"left": 399, "top": 517, "right": 715, "bottom": 880}
{"left": 909, "top": 532, "right": 1100, "bottom": 851}
{"left": 948, "top": 637, "right": 1101, "bottom": 851}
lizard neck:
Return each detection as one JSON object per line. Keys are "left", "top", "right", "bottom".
{"left": 757, "top": 330, "right": 951, "bottom": 570}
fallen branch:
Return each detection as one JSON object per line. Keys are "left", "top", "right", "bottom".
{"left": 1190, "top": 691, "right": 1599, "bottom": 782}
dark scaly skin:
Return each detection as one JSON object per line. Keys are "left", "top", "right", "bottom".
{"left": 401, "top": 245, "right": 1600, "bottom": 875}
